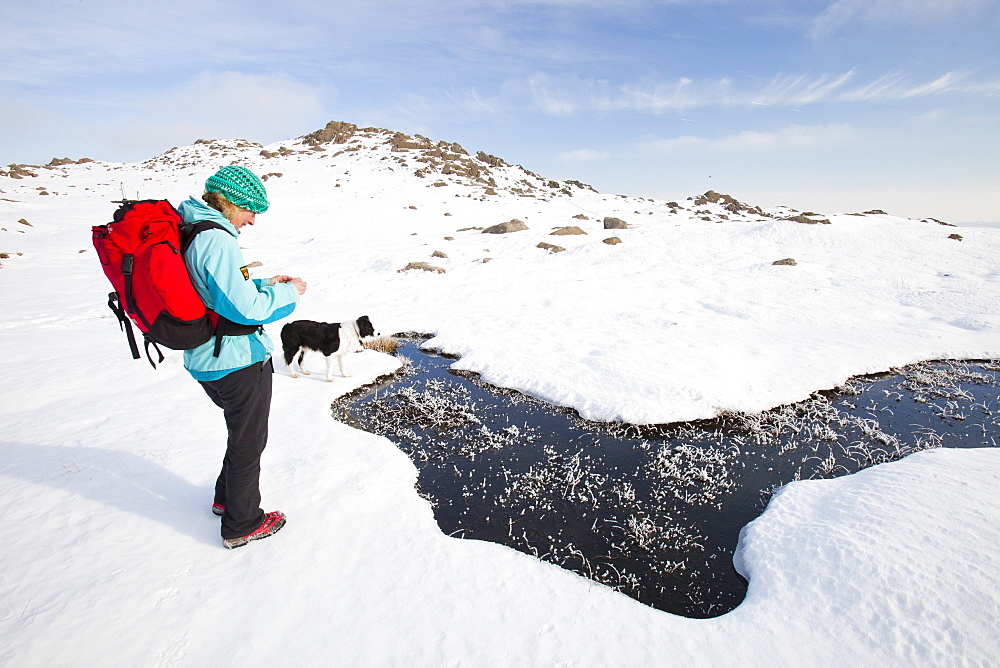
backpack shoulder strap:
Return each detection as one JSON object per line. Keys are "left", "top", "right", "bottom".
{"left": 178, "top": 219, "right": 259, "bottom": 358}
{"left": 180, "top": 220, "right": 228, "bottom": 254}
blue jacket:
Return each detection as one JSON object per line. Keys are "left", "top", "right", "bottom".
{"left": 176, "top": 197, "right": 299, "bottom": 381}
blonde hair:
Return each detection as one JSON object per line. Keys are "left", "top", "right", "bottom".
{"left": 202, "top": 191, "right": 245, "bottom": 221}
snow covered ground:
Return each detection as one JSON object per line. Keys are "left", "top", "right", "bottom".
{"left": 1, "top": 127, "right": 998, "bottom": 664}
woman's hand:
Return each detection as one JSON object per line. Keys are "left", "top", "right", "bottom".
{"left": 272, "top": 275, "right": 307, "bottom": 294}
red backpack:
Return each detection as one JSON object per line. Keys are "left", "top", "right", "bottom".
{"left": 92, "top": 200, "right": 257, "bottom": 366}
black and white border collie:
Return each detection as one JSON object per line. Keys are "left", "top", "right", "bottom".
{"left": 280, "top": 316, "right": 378, "bottom": 382}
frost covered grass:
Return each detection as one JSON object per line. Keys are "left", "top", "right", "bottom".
{"left": 362, "top": 335, "right": 400, "bottom": 355}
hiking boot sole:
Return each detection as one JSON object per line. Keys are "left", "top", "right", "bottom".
{"left": 222, "top": 515, "right": 286, "bottom": 550}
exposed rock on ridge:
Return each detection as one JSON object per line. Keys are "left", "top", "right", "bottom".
{"left": 289, "top": 122, "right": 595, "bottom": 200}
{"left": 693, "top": 190, "right": 769, "bottom": 218}
{"left": 303, "top": 121, "right": 358, "bottom": 146}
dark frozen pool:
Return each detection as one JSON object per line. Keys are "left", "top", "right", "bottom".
{"left": 333, "top": 339, "right": 999, "bottom": 618}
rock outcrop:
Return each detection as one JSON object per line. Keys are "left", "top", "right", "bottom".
{"left": 2, "top": 164, "right": 38, "bottom": 179}
{"left": 784, "top": 214, "right": 831, "bottom": 225}
{"left": 693, "top": 190, "right": 769, "bottom": 218}
{"left": 302, "top": 121, "right": 358, "bottom": 146}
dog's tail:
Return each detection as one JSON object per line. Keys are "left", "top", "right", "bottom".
{"left": 279, "top": 324, "right": 296, "bottom": 365}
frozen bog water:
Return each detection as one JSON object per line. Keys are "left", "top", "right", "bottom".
{"left": 335, "top": 340, "right": 1000, "bottom": 618}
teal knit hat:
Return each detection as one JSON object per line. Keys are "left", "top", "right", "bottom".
{"left": 205, "top": 165, "right": 269, "bottom": 213}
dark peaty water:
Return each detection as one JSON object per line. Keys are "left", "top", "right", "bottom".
{"left": 334, "top": 339, "right": 999, "bottom": 618}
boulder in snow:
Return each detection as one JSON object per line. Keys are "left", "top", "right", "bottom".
{"left": 551, "top": 226, "right": 587, "bottom": 236}
{"left": 483, "top": 219, "right": 528, "bottom": 234}
{"left": 398, "top": 262, "right": 445, "bottom": 274}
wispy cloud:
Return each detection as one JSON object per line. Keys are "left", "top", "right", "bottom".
{"left": 752, "top": 71, "right": 857, "bottom": 106}
{"left": 810, "top": 0, "right": 999, "bottom": 39}
{"left": 644, "top": 123, "right": 858, "bottom": 153}
{"left": 475, "top": 69, "right": 999, "bottom": 117}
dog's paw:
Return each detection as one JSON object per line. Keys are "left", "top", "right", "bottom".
{"left": 343, "top": 372, "right": 353, "bottom": 378}
{"left": 326, "top": 377, "right": 335, "bottom": 383}
{"left": 302, "top": 370, "right": 312, "bottom": 375}
{"left": 290, "top": 372, "right": 299, "bottom": 378}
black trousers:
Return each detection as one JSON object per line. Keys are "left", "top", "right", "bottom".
{"left": 198, "top": 359, "right": 273, "bottom": 539}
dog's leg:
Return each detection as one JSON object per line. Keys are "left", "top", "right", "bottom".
{"left": 338, "top": 353, "right": 352, "bottom": 378}
{"left": 298, "top": 349, "right": 312, "bottom": 375}
{"left": 288, "top": 347, "right": 301, "bottom": 378}
{"left": 325, "top": 354, "right": 335, "bottom": 382}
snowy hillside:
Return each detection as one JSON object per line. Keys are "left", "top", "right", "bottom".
{"left": 1, "top": 121, "right": 998, "bottom": 665}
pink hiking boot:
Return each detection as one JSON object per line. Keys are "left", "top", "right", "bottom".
{"left": 222, "top": 511, "right": 287, "bottom": 550}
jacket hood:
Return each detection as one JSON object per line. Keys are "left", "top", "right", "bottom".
{"left": 176, "top": 197, "right": 238, "bottom": 236}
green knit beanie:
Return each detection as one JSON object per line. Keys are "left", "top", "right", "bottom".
{"left": 205, "top": 165, "right": 269, "bottom": 213}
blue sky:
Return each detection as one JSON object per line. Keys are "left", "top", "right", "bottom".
{"left": 2, "top": 0, "right": 998, "bottom": 221}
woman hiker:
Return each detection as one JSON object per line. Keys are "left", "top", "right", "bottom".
{"left": 177, "top": 165, "right": 307, "bottom": 549}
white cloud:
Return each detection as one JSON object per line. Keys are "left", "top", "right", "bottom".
{"left": 137, "top": 72, "right": 326, "bottom": 133}
{"left": 557, "top": 149, "right": 608, "bottom": 162}
{"left": 645, "top": 123, "right": 857, "bottom": 153}
{"left": 838, "top": 71, "right": 973, "bottom": 102}
{"left": 752, "top": 71, "right": 856, "bottom": 106}
{"left": 900, "top": 72, "right": 965, "bottom": 98}
{"left": 913, "top": 108, "right": 947, "bottom": 122}
{"left": 488, "top": 69, "right": 996, "bottom": 118}
{"left": 810, "top": 0, "right": 998, "bottom": 38}
{"left": 96, "top": 72, "right": 328, "bottom": 159}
